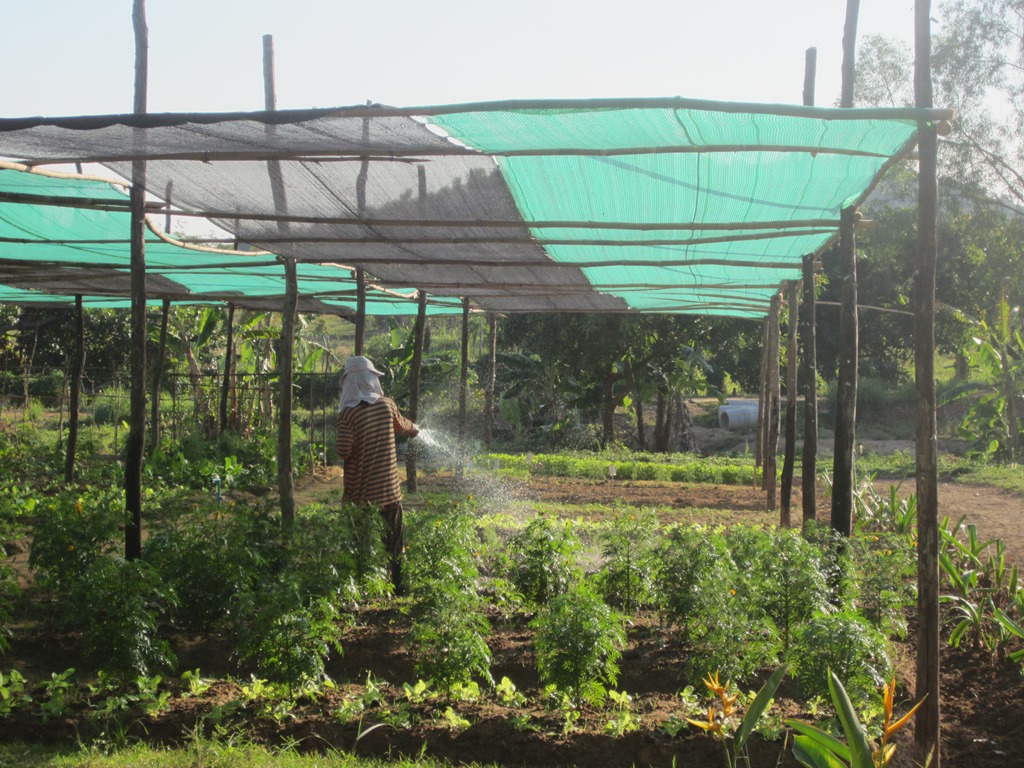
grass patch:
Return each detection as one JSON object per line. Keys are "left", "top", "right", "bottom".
{"left": 0, "top": 741, "right": 496, "bottom": 768}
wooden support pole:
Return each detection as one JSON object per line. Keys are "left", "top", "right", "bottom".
{"left": 219, "top": 302, "right": 235, "bottom": 436}
{"left": 840, "top": 0, "right": 861, "bottom": 110}
{"left": 801, "top": 255, "right": 818, "bottom": 525}
{"left": 800, "top": 49, "right": 819, "bottom": 526}
{"left": 914, "top": 1, "right": 941, "bottom": 763}
{"left": 831, "top": 207, "right": 858, "bottom": 536}
{"left": 354, "top": 267, "right": 366, "bottom": 355}
{"left": 278, "top": 260, "right": 298, "bottom": 526}
{"left": 832, "top": 3, "right": 862, "bottom": 532}
{"left": 457, "top": 297, "right": 470, "bottom": 478}
{"left": 149, "top": 298, "right": 170, "bottom": 454}
{"left": 765, "top": 294, "right": 781, "bottom": 511}
{"left": 484, "top": 312, "right": 497, "bottom": 451}
{"left": 263, "top": 33, "right": 297, "bottom": 525}
{"left": 124, "top": 0, "right": 149, "bottom": 562}
{"left": 803, "top": 47, "right": 817, "bottom": 107}
{"left": 780, "top": 281, "right": 799, "bottom": 525}
{"left": 405, "top": 290, "right": 427, "bottom": 492}
{"left": 755, "top": 319, "right": 769, "bottom": 485}
{"left": 64, "top": 295, "right": 84, "bottom": 484}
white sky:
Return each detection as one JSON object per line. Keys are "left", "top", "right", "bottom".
{"left": 2, "top": 0, "right": 926, "bottom": 117}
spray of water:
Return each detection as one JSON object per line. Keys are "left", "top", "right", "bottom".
{"left": 415, "top": 427, "right": 442, "bottom": 449}
{"left": 411, "top": 425, "right": 525, "bottom": 520}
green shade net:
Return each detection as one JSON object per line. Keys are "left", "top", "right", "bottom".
{"left": 428, "top": 105, "right": 921, "bottom": 315}
{"left": 0, "top": 169, "right": 454, "bottom": 314}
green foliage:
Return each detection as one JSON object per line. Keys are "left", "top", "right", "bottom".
{"left": 790, "top": 612, "right": 891, "bottom": 706}
{"left": 237, "top": 596, "right": 342, "bottom": 690}
{"left": 147, "top": 428, "right": 279, "bottom": 490}
{"left": 942, "top": 288, "right": 1023, "bottom": 461}
{"left": 68, "top": 557, "right": 177, "bottom": 680}
{"left": 938, "top": 515, "right": 1024, "bottom": 663}
{"left": 851, "top": 532, "right": 916, "bottom": 639}
{"left": 285, "top": 502, "right": 391, "bottom": 605}
{"left": 657, "top": 525, "right": 736, "bottom": 642}
{"left": 144, "top": 502, "right": 274, "bottom": 631}
{"left": 481, "top": 451, "right": 758, "bottom": 485}
{"left": 507, "top": 515, "right": 583, "bottom": 606}
{"left": 596, "top": 507, "right": 659, "bottom": 613}
{"left": 0, "top": 669, "right": 32, "bottom": 716}
{"left": 726, "top": 526, "right": 829, "bottom": 654}
{"left": 91, "top": 387, "right": 130, "bottom": 426}
{"left": 853, "top": 482, "right": 917, "bottom": 536}
{"left": 406, "top": 502, "right": 493, "bottom": 690}
{"left": 408, "top": 588, "right": 493, "bottom": 690}
{"left": 406, "top": 501, "right": 481, "bottom": 603}
{"left": 532, "top": 581, "right": 625, "bottom": 706}
{"left": 28, "top": 487, "right": 126, "bottom": 593}
{"left": 802, "top": 519, "right": 857, "bottom": 609}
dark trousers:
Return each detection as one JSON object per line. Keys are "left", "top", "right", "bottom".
{"left": 377, "top": 501, "right": 405, "bottom": 595}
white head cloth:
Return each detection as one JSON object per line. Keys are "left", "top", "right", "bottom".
{"left": 339, "top": 356, "right": 385, "bottom": 410}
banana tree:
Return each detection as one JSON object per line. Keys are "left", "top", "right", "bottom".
{"left": 942, "top": 284, "right": 1023, "bottom": 459}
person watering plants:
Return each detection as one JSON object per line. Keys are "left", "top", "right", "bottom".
{"left": 336, "top": 355, "right": 419, "bottom": 595}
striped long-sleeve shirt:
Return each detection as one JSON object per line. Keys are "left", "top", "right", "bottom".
{"left": 336, "top": 397, "right": 418, "bottom": 505}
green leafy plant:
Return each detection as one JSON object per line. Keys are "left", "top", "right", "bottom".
{"left": 406, "top": 504, "right": 493, "bottom": 690}
{"left": 28, "top": 487, "right": 125, "bottom": 594}
{"left": 508, "top": 514, "right": 583, "bottom": 606}
{"left": 237, "top": 595, "right": 342, "bottom": 690}
{"left": 852, "top": 532, "right": 916, "bottom": 640}
{"left": 66, "top": 556, "right": 178, "bottom": 680}
{"left": 495, "top": 676, "right": 527, "bottom": 707}
{"left": 726, "top": 525, "right": 829, "bottom": 654}
{"left": 179, "top": 669, "right": 212, "bottom": 698}
{"left": 596, "top": 507, "right": 659, "bottom": 613}
{"left": 657, "top": 524, "right": 736, "bottom": 642}
{"left": 659, "top": 524, "right": 778, "bottom": 682}
{"left": 685, "top": 665, "right": 788, "bottom": 768}
{"left": 0, "top": 669, "right": 31, "bottom": 716}
{"left": 790, "top": 612, "right": 891, "bottom": 705}
{"left": 603, "top": 689, "right": 641, "bottom": 736}
{"left": 532, "top": 581, "right": 625, "bottom": 706}
{"left": 440, "top": 705, "right": 471, "bottom": 731}
{"left": 39, "top": 668, "right": 77, "bottom": 720}
{"left": 787, "top": 673, "right": 923, "bottom": 768}
{"left": 144, "top": 499, "right": 275, "bottom": 631}
{"left": 409, "top": 591, "right": 494, "bottom": 690}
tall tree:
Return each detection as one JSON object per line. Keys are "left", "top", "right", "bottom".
{"left": 857, "top": 1, "right": 1024, "bottom": 209}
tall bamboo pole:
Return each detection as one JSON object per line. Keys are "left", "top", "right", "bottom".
{"left": 831, "top": 0, "right": 861, "bottom": 536}
{"left": 484, "top": 312, "right": 497, "bottom": 451}
{"left": 801, "top": 255, "right": 818, "bottom": 525}
{"left": 801, "top": 48, "right": 819, "bottom": 526}
{"left": 457, "top": 297, "right": 470, "bottom": 478}
{"left": 803, "top": 47, "right": 817, "bottom": 108}
{"left": 831, "top": 207, "right": 858, "bottom": 536}
{"left": 755, "top": 319, "right": 769, "bottom": 485}
{"left": 219, "top": 302, "right": 235, "bottom": 436}
{"left": 354, "top": 267, "right": 366, "bottom": 355}
{"left": 780, "top": 281, "right": 799, "bottom": 525}
{"left": 149, "top": 298, "right": 170, "bottom": 454}
{"left": 65, "top": 296, "right": 85, "bottom": 484}
{"left": 405, "top": 291, "right": 427, "bottom": 492}
{"left": 263, "top": 33, "right": 297, "bottom": 525}
{"left": 125, "top": 0, "right": 149, "bottom": 561}
{"left": 279, "top": 259, "right": 298, "bottom": 525}
{"left": 765, "top": 294, "right": 781, "bottom": 511}
{"left": 840, "top": 0, "right": 861, "bottom": 110}
{"left": 914, "top": 1, "right": 941, "bottom": 762}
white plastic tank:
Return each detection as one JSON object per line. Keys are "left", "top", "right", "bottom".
{"left": 718, "top": 399, "right": 760, "bottom": 429}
